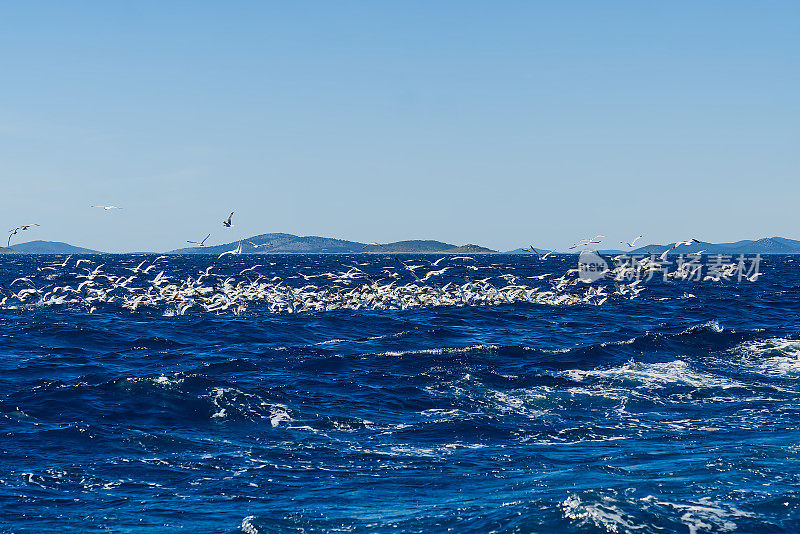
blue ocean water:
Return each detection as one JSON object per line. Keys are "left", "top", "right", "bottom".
{"left": 2, "top": 253, "right": 800, "bottom": 533}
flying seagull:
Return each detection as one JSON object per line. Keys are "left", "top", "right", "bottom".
{"left": 568, "top": 235, "right": 605, "bottom": 250}
{"left": 528, "top": 246, "right": 553, "bottom": 260}
{"left": 218, "top": 241, "right": 242, "bottom": 259}
{"left": 659, "top": 238, "right": 703, "bottom": 259}
{"left": 92, "top": 205, "right": 122, "bottom": 210}
{"left": 7, "top": 224, "right": 40, "bottom": 247}
{"left": 223, "top": 212, "right": 234, "bottom": 228}
{"left": 620, "top": 235, "right": 643, "bottom": 248}
{"left": 674, "top": 238, "right": 702, "bottom": 247}
{"left": 187, "top": 233, "right": 211, "bottom": 247}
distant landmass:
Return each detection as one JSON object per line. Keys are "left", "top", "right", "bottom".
{"left": 9, "top": 241, "right": 100, "bottom": 254}
{"left": 445, "top": 244, "right": 497, "bottom": 254}
{"left": 364, "top": 240, "right": 457, "bottom": 253}
{"left": 504, "top": 237, "right": 800, "bottom": 255}
{"left": 626, "top": 237, "right": 800, "bottom": 255}
{"left": 171, "top": 233, "right": 498, "bottom": 254}
{"left": 505, "top": 247, "right": 553, "bottom": 254}
{"left": 4, "top": 236, "right": 800, "bottom": 255}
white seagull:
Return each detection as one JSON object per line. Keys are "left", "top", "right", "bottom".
{"left": 223, "top": 212, "right": 234, "bottom": 228}
{"left": 218, "top": 241, "right": 242, "bottom": 259}
{"left": 620, "top": 235, "right": 643, "bottom": 248}
{"left": 92, "top": 205, "right": 122, "bottom": 210}
{"left": 569, "top": 235, "right": 605, "bottom": 250}
{"left": 674, "top": 238, "right": 702, "bottom": 247}
{"left": 7, "top": 224, "right": 40, "bottom": 247}
{"left": 187, "top": 233, "right": 211, "bottom": 247}
{"left": 528, "top": 246, "right": 553, "bottom": 260}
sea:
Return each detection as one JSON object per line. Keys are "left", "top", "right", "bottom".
{"left": 1, "top": 253, "right": 800, "bottom": 533}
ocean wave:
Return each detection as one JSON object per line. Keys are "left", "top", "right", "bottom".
{"left": 563, "top": 360, "right": 746, "bottom": 390}
{"left": 561, "top": 490, "right": 751, "bottom": 534}
{"left": 2, "top": 254, "right": 798, "bottom": 532}
{"left": 206, "top": 387, "right": 293, "bottom": 425}
{"left": 732, "top": 338, "right": 800, "bottom": 376}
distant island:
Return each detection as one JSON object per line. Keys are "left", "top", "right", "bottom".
{"left": 4, "top": 235, "right": 800, "bottom": 255}
{"left": 171, "top": 234, "right": 499, "bottom": 254}
{"left": 7, "top": 240, "right": 100, "bottom": 254}
{"left": 622, "top": 236, "right": 800, "bottom": 255}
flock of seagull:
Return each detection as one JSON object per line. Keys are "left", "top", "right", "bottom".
{"left": 0, "top": 235, "right": 748, "bottom": 316}
{"left": 0, "top": 255, "right": 608, "bottom": 315}
{"left": 3, "top": 209, "right": 749, "bottom": 316}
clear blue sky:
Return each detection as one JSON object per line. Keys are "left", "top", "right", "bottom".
{"left": 1, "top": 1, "right": 797, "bottom": 252}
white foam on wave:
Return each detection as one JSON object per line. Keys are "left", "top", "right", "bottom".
{"left": 562, "top": 492, "right": 751, "bottom": 534}
{"left": 19, "top": 468, "right": 129, "bottom": 493}
{"left": 486, "top": 389, "right": 551, "bottom": 419}
{"left": 560, "top": 493, "right": 645, "bottom": 533}
{"left": 206, "top": 386, "right": 293, "bottom": 426}
{"left": 641, "top": 495, "right": 752, "bottom": 534}
{"left": 564, "top": 360, "right": 745, "bottom": 391}
{"left": 312, "top": 338, "right": 349, "bottom": 346}
{"left": 241, "top": 515, "right": 260, "bottom": 534}
{"left": 679, "top": 320, "right": 724, "bottom": 335}
{"left": 119, "top": 374, "right": 185, "bottom": 389}
{"left": 378, "top": 343, "right": 500, "bottom": 358}
{"left": 732, "top": 338, "right": 800, "bottom": 377}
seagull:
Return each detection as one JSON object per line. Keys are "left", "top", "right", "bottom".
{"left": 187, "top": 233, "right": 211, "bottom": 247}
{"left": 223, "top": 212, "right": 234, "bottom": 228}
{"left": 239, "top": 265, "right": 263, "bottom": 276}
{"left": 661, "top": 238, "right": 703, "bottom": 257}
{"left": 52, "top": 255, "right": 72, "bottom": 268}
{"left": 620, "top": 235, "right": 643, "bottom": 248}
{"left": 568, "top": 235, "right": 605, "bottom": 250}
{"left": 674, "top": 238, "right": 702, "bottom": 247}
{"left": 218, "top": 241, "right": 242, "bottom": 259}
{"left": 7, "top": 224, "right": 40, "bottom": 246}
{"left": 92, "top": 205, "right": 122, "bottom": 210}
{"left": 528, "top": 246, "right": 553, "bottom": 260}
{"left": 420, "top": 267, "right": 451, "bottom": 281}
{"left": 363, "top": 242, "right": 385, "bottom": 249}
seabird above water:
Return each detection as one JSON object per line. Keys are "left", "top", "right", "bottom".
{"left": 620, "top": 235, "right": 643, "bottom": 248}
{"left": 528, "top": 246, "right": 553, "bottom": 260}
{"left": 568, "top": 235, "right": 605, "bottom": 250}
{"left": 187, "top": 233, "right": 211, "bottom": 247}
{"left": 218, "top": 241, "right": 242, "bottom": 259}
{"left": 7, "top": 224, "right": 40, "bottom": 247}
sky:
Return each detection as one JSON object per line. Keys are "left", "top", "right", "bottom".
{"left": 1, "top": 1, "right": 798, "bottom": 253}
